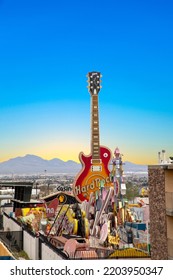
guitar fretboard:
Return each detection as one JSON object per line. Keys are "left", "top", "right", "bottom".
{"left": 91, "top": 95, "right": 100, "bottom": 161}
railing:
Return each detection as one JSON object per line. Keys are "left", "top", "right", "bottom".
{"left": 168, "top": 238, "right": 173, "bottom": 259}
{"left": 165, "top": 192, "right": 173, "bottom": 216}
{"left": 0, "top": 230, "right": 23, "bottom": 252}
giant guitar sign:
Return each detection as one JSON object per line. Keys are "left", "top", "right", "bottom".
{"left": 73, "top": 72, "right": 113, "bottom": 202}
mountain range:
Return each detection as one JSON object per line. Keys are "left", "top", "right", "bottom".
{"left": 0, "top": 154, "right": 148, "bottom": 175}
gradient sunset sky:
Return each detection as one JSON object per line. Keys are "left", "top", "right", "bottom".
{"left": 0, "top": 0, "right": 173, "bottom": 165}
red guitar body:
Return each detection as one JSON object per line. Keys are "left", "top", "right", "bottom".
{"left": 73, "top": 146, "right": 112, "bottom": 202}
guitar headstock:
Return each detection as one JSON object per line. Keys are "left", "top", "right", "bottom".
{"left": 87, "top": 71, "right": 102, "bottom": 95}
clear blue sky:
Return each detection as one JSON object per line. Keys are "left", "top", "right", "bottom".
{"left": 0, "top": 0, "right": 173, "bottom": 164}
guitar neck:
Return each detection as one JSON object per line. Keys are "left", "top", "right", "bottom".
{"left": 91, "top": 94, "right": 100, "bottom": 161}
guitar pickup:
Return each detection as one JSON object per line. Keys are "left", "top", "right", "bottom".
{"left": 91, "top": 166, "right": 102, "bottom": 172}
{"left": 91, "top": 159, "right": 102, "bottom": 164}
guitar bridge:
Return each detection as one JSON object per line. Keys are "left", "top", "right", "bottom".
{"left": 91, "top": 165, "right": 102, "bottom": 172}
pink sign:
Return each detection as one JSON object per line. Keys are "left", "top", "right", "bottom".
{"left": 45, "top": 198, "right": 59, "bottom": 218}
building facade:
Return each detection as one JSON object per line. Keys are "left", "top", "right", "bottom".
{"left": 148, "top": 164, "right": 173, "bottom": 259}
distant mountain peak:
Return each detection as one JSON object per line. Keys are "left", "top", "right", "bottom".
{"left": 25, "top": 154, "right": 40, "bottom": 158}
{"left": 0, "top": 154, "right": 80, "bottom": 175}
{"left": 0, "top": 154, "right": 147, "bottom": 175}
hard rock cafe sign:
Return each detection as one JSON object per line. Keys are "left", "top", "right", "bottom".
{"left": 74, "top": 176, "right": 111, "bottom": 196}
{"left": 73, "top": 72, "right": 113, "bottom": 203}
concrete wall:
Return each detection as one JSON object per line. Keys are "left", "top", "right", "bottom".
{"left": 167, "top": 216, "right": 173, "bottom": 259}
{"left": 148, "top": 166, "right": 168, "bottom": 259}
{"left": 23, "top": 230, "right": 39, "bottom": 260}
{"left": 41, "top": 243, "right": 64, "bottom": 260}
{"left": 165, "top": 170, "right": 173, "bottom": 192}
